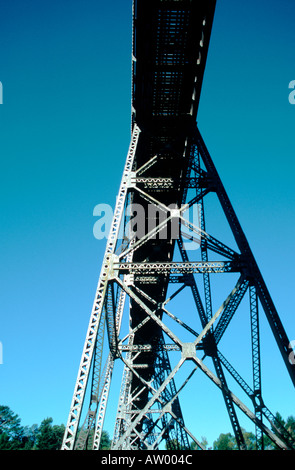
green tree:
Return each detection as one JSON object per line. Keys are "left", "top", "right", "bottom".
{"left": 99, "top": 430, "right": 112, "bottom": 450}
{"left": 264, "top": 412, "right": 295, "bottom": 450}
{"left": 286, "top": 415, "right": 295, "bottom": 439}
{"left": 0, "top": 405, "right": 25, "bottom": 450}
{"left": 243, "top": 430, "right": 256, "bottom": 450}
{"left": 0, "top": 432, "right": 14, "bottom": 450}
{"left": 35, "top": 417, "right": 65, "bottom": 450}
{"left": 22, "top": 424, "right": 39, "bottom": 449}
{"left": 191, "top": 436, "right": 208, "bottom": 450}
{"left": 213, "top": 432, "right": 237, "bottom": 450}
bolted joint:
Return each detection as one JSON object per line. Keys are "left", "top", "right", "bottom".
{"left": 109, "top": 254, "right": 120, "bottom": 279}
{"left": 181, "top": 342, "right": 197, "bottom": 360}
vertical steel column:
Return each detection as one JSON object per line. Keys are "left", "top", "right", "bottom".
{"left": 195, "top": 127, "right": 295, "bottom": 388}
{"left": 249, "top": 284, "right": 264, "bottom": 449}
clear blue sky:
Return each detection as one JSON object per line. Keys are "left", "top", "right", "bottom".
{"left": 0, "top": 0, "right": 294, "bottom": 448}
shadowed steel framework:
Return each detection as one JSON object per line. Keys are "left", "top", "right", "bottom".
{"left": 61, "top": 0, "right": 295, "bottom": 451}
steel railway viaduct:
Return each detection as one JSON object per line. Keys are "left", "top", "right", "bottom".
{"left": 62, "top": 0, "right": 295, "bottom": 451}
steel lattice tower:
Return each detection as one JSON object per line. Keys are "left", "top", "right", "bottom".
{"left": 62, "top": 0, "right": 295, "bottom": 451}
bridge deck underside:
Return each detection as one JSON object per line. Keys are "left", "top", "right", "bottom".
{"left": 128, "top": 0, "right": 216, "bottom": 435}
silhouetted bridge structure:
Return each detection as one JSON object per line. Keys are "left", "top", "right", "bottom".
{"left": 62, "top": 0, "right": 295, "bottom": 451}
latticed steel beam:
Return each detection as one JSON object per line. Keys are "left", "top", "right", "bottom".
{"left": 217, "top": 350, "right": 295, "bottom": 450}
{"left": 73, "top": 306, "right": 107, "bottom": 450}
{"left": 132, "top": 175, "right": 213, "bottom": 189}
{"left": 116, "top": 260, "right": 239, "bottom": 275}
{"left": 249, "top": 285, "right": 264, "bottom": 449}
{"left": 214, "top": 277, "right": 250, "bottom": 344}
{"left": 194, "top": 127, "right": 295, "bottom": 388}
{"left": 61, "top": 124, "right": 141, "bottom": 450}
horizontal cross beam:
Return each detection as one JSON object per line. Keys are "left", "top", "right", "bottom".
{"left": 115, "top": 260, "right": 239, "bottom": 275}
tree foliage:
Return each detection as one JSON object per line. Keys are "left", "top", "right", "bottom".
{"left": 212, "top": 417, "right": 295, "bottom": 451}
{"left": 0, "top": 405, "right": 64, "bottom": 450}
{"left": 35, "top": 417, "right": 65, "bottom": 450}
{"left": 99, "top": 430, "right": 111, "bottom": 450}
{"left": 213, "top": 432, "right": 237, "bottom": 450}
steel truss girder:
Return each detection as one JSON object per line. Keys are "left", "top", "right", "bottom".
{"left": 132, "top": 175, "right": 213, "bottom": 190}
{"left": 116, "top": 260, "right": 238, "bottom": 275}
